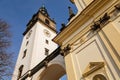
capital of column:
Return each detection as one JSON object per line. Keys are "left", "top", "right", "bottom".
{"left": 60, "top": 44, "right": 72, "bottom": 56}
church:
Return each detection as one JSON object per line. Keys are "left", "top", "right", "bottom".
{"left": 12, "top": 0, "right": 120, "bottom": 80}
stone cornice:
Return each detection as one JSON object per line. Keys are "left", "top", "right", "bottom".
{"left": 82, "top": 62, "right": 105, "bottom": 77}
{"left": 53, "top": 0, "right": 109, "bottom": 46}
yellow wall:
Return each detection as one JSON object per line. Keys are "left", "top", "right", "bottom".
{"left": 54, "top": 0, "right": 120, "bottom": 80}
{"left": 83, "top": 0, "right": 94, "bottom": 5}
{"left": 103, "top": 23, "right": 120, "bottom": 57}
{"left": 64, "top": 54, "right": 77, "bottom": 80}
{"left": 99, "top": 22, "right": 120, "bottom": 70}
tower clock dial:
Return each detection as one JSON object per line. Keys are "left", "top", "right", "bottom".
{"left": 43, "top": 29, "right": 51, "bottom": 37}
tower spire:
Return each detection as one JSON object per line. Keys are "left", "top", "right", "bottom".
{"left": 39, "top": 5, "right": 49, "bottom": 17}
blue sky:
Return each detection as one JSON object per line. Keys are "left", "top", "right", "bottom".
{"left": 0, "top": 0, "right": 77, "bottom": 79}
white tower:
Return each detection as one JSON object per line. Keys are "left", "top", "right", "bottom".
{"left": 12, "top": 5, "right": 58, "bottom": 80}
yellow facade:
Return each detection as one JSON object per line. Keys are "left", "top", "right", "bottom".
{"left": 53, "top": 0, "right": 120, "bottom": 80}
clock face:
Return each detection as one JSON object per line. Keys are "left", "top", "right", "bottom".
{"left": 43, "top": 29, "right": 51, "bottom": 37}
{"left": 26, "top": 30, "right": 32, "bottom": 39}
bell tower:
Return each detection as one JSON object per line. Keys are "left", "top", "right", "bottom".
{"left": 12, "top": 5, "right": 58, "bottom": 80}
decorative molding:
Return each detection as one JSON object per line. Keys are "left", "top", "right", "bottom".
{"left": 91, "top": 13, "right": 110, "bottom": 31}
{"left": 115, "top": 3, "right": 120, "bottom": 11}
{"left": 82, "top": 62, "right": 105, "bottom": 77}
{"left": 60, "top": 44, "right": 72, "bottom": 56}
{"left": 53, "top": 0, "right": 110, "bottom": 45}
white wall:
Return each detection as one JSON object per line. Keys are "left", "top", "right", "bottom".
{"left": 12, "top": 21, "right": 58, "bottom": 80}
{"left": 29, "top": 22, "right": 58, "bottom": 69}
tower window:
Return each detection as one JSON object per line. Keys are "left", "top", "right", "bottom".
{"left": 17, "top": 65, "right": 24, "bottom": 79}
{"left": 26, "top": 41, "right": 29, "bottom": 46}
{"left": 45, "top": 48, "right": 49, "bottom": 56}
{"left": 45, "top": 19, "right": 50, "bottom": 25}
{"left": 45, "top": 40, "right": 49, "bottom": 44}
{"left": 26, "top": 30, "right": 32, "bottom": 39}
{"left": 22, "top": 49, "right": 27, "bottom": 59}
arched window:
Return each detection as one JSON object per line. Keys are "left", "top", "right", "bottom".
{"left": 93, "top": 74, "right": 107, "bottom": 80}
{"left": 45, "top": 48, "right": 49, "bottom": 56}
{"left": 45, "top": 19, "right": 50, "bottom": 25}
{"left": 45, "top": 39, "right": 49, "bottom": 44}
{"left": 22, "top": 49, "right": 27, "bottom": 59}
{"left": 26, "top": 41, "right": 29, "bottom": 46}
{"left": 17, "top": 65, "right": 24, "bottom": 79}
